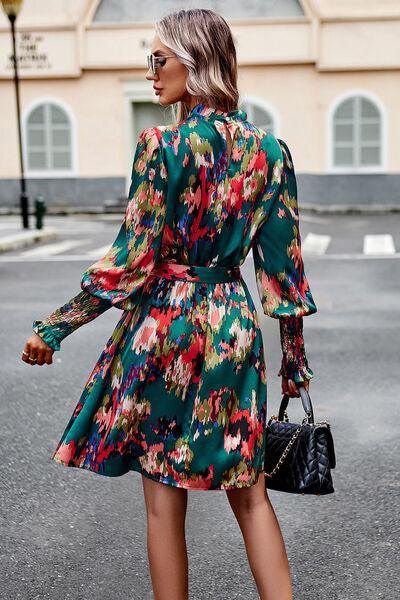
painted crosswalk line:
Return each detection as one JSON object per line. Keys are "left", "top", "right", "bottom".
{"left": 86, "top": 244, "right": 113, "bottom": 257}
{"left": 302, "top": 233, "right": 331, "bottom": 255}
{"left": 363, "top": 234, "right": 395, "bottom": 255}
{"left": 20, "top": 239, "right": 90, "bottom": 257}
{"left": 0, "top": 231, "right": 399, "bottom": 261}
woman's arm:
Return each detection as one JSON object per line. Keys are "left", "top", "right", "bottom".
{"left": 28, "top": 126, "right": 169, "bottom": 355}
{"left": 252, "top": 136, "right": 317, "bottom": 390}
{"left": 32, "top": 290, "right": 111, "bottom": 351}
{"left": 79, "top": 126, "right": 169, "bottom": 310}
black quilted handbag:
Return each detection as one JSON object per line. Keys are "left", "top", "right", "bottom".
{"left": 264, "top": 387, "right": 336, "bottom": 495}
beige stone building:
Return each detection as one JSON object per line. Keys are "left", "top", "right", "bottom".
{"left": 1, "top": 0, "right": 400, "bottom": 208}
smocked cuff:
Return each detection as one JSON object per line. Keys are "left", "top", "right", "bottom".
{"left": 32, "top": 320, "right": 61, "bottom": 351}
{"left": 278, "top": 315, "right": 314, "bottom": 383}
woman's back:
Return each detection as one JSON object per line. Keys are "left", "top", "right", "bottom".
{"left": 157, "top": 101, "right": 283, "bottom": 268}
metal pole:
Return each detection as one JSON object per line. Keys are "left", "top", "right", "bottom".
{"left": 10, "top": 14, "right": 29, "bottom": 228}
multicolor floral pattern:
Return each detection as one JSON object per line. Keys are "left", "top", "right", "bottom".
{"left": 32, "top": 101, "right": 317, "bottom": 489}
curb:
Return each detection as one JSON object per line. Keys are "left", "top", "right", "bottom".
{"left": 0, "top": 227, "right": 59, "bottom": 253}
{"left": 300, "top": 203, "right": 400, "bottom": 215}
{"left": 0, "top": 207, "right": 116, "bottom": 216}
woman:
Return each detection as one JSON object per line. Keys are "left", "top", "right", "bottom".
{"left": 22, "top": 9, "right": 316, "bottom": 600}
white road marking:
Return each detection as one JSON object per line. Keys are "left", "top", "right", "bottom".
{"left": 54, "top": 227, "right": 108, "bottom": 234}
{"left": 363, "top": 234, "right": 395, "bottom": 255}
{"left": 302, "top": 233, "right": 331, "bottom": 255}
{"left": 20, "top": 240, "right": 90, "bottom": 257}
{"left": 1, "top": 232, "right": 399, "bottom": 261}
{"left": 86, "top": 244, "right": 113, "bottom": 257}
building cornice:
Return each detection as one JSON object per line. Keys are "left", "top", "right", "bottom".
{"left": 1, "top": 6, "right": 400, "bottom": 79}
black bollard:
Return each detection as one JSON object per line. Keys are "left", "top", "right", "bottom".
{"left": 34, "top": 195, "right": 46, "bottom": 230}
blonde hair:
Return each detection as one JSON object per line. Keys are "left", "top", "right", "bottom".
{"left": 155, "top": 9, "right": 240, "bottom": 123}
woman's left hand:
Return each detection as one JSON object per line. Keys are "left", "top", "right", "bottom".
{"left": 281, "top": 377, "right": 309, "bottom": 398}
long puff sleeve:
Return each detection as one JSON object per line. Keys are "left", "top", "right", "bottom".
{"left": 80, "top": 126, "right": 168, "bottom": 310}
{"left": 32, "top": 126, "right": 168, "bottom": 351}
{"left": 252, "top": 136, "right": 317, "bottom": 382}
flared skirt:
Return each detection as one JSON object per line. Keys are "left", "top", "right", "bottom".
{"left": 51, "top": 273, "right": 268, "bottom": 490}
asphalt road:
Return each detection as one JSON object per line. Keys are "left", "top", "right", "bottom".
{"left": 1, "top": 214, "right": 399, "bottom": 599}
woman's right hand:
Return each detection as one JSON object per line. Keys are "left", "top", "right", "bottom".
{"left": 21, "top": 332, "right": 55, "bottom": 366}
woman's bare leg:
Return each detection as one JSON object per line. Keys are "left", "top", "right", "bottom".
{"left": 226, "top": 472, "right": 293, "bottom": 600}
{"left": 141, "top": 475, "right": 189, "bottom": 600}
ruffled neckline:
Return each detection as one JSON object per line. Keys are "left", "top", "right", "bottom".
{"left": 189, "top": 101, "right": 247, "bottom": 121}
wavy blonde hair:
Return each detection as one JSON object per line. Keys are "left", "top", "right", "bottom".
{"left": 155, "top": 9, "right": 240, "bottom": 123}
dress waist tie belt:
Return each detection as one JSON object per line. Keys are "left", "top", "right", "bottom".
{"left": 150, "top": 261, "right": 242, "bottom": 284}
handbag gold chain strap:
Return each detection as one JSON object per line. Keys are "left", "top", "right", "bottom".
{"left": 264, "top": 415, "right": 331, "bottom": 479}
{"left": 264, "top": 422, "right": 303, "bottom": 479}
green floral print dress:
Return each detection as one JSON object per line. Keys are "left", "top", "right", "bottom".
{"left": 32, "top": 101, "right": 317, "bottom": 490}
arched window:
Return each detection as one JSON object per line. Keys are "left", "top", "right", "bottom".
{"left": 239, "top": 99, "right": 277, "bottom": 135}
{"left": 332, "top": 95, "right": 382, "bottom": 169}
{"left": 26, "top": 102, "right": 73, "bottom": 172}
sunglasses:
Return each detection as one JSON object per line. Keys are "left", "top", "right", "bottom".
{"left": 147, "top": 53, "right": 176, "bottom": 76}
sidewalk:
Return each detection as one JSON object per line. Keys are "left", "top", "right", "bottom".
{"left": 0, "top": 223, "right": 58, "bottom": 253}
